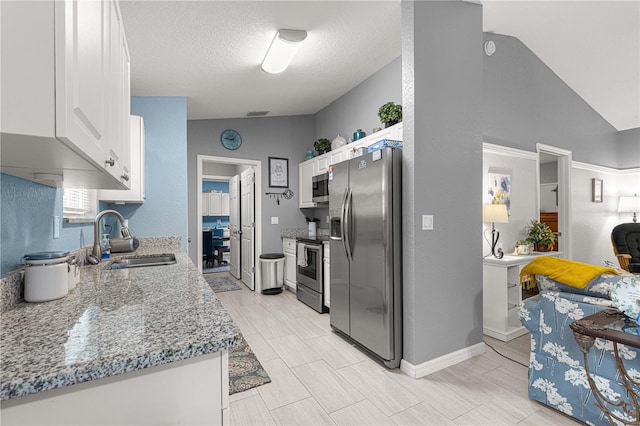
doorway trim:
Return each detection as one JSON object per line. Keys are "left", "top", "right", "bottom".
{"left": 197, "top": 155, "right": 262, "bottom": 291}
{"left": 536, "top": 143, "right": 572, "bottom": 260}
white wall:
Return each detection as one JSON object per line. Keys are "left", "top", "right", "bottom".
{"left": 571, "top": 164, "right": 640, "bottom": 266}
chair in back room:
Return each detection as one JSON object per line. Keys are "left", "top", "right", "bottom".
{"left": 203, "top": 230, "right": 214, "bottom": 268}
{"left": 213, "top": 228, "right": 229, "bottom": 265}
{"left": 611, "top": 222, "right": 640, "bottom": 273}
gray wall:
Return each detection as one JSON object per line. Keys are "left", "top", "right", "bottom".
{"left": 187, "top": 116, "right": 315, "bottom": 262}
{"left": 483, "top": 33, "right": 624, "bottom": 168}
{"left": 401, "top": 1, "right": 484, "bottom": 365}
{"left": 315, "top": 58, "right": 402, "bottom": 142}
{"left": 618, "top": 128, "right": 640, "bottom": 169}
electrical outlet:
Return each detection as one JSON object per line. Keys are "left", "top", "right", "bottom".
{"left": 422, "top": 215, "right": 434, "bottom": 231}
{"left": 271, "top": 216, "right": 279, "bottom": 225}
{"left": 53, "top": 215, "right": 60, "bottom": 239}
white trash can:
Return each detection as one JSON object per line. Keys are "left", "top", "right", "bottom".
{"left": 260, "top": 253, "right": 284, "bottom": 295}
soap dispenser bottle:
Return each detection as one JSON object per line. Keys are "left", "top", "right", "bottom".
{"left": 101, "top": 234, "right": 111, "bottom": 259}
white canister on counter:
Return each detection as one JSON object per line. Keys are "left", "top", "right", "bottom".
{"left": 308, "top": 221, "right": 317, "bottom": 237}
{"left": 67, "top": 255, "right": 80, "bottom": 291}
{"left": 23, "top": 251, "right": 70, "bottom": 302}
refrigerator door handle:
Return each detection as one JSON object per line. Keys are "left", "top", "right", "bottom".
{"left": 344, "top": 188, "right": 353, "bottom": 262}
{"left": 340, "top": 188, "right": 349, "bottom": 255}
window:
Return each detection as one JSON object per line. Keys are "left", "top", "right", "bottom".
{"left": 63, "top": 189, "right": 98, "bottom": 220}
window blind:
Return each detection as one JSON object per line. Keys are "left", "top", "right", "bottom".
{"left": 63, "top": 189, "right": 97, "bottom": 218}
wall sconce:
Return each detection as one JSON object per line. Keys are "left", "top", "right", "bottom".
{"left": 618, "top": 194, "right": 640, "bottom": 223}
{"left": 261, "top": 29, "right": 307, "bottom": 74}
{"left": 483, "top": 204, "right": 509, "bottom": 259}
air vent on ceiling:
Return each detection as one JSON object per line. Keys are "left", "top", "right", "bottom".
{"left": 246, "top": 111, "right": 269, "bottom": 117}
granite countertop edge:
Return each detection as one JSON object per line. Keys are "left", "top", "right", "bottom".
{"left": 0, "top": 236, "right": 241, "bottom": 401}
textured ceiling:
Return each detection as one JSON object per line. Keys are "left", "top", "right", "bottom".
{"left": 121, "top": 1, "right": 639, "bottom": 131}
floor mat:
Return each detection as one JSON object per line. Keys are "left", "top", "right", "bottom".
{"left": 228, "top": 335, "right": 272, "bottom": 394}
{"left": 203, "top": 264, "right": 230, "bottom": 274}
{"left": 205, "top": 275, "right": 241, "bottom": 293}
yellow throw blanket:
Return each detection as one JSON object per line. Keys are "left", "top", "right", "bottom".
{"left": 520, "top": 257, "right": 618, "bottom": 289}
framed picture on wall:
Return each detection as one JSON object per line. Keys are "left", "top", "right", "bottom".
{"left": 592, "top": 178, "right": 603, "bottom": 203}
{"left": 269, "top": 157, "right": 289, "bottom": 188}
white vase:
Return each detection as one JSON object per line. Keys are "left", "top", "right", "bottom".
{"left": 331, "top": 134, "right": 347, "bottom": 150}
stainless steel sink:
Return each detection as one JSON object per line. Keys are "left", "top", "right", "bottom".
{"left": 110, "top": 254, "right": 176, "bottom": 269}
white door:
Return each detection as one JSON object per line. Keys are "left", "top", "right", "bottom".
{"left": 241, "top": 168, "right": 255, "bottom": 290}
{"left": 229, "top": 175, "right": 241, "bottom": 279}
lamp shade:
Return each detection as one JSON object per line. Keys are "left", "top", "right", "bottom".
{"left": 261, "top": 29, "right": 307, "bottom": 74}
{"left": 618, "top": 195, "right": 640, "bottom": 213}
{"left": 483, "top": 204, "right": 509, "bottom": 223}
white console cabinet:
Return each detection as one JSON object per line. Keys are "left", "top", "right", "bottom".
{"left": 483, "top": 252, "right": 561, "bottom": 341}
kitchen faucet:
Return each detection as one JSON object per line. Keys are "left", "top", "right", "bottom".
{"left": 92, "top": 210, "right": 132, "bottom": 261}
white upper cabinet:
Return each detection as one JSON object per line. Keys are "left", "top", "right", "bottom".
{"left": 0, "top": 0, "right": 131, "bottom": 189}
{"left": 298, "top": 123, "right": 403, "bottom": 208}
{"left": 98, "top": 116, "right": 145, "bottom": 203}
{"left": 299, "top": 160, "right": 317, "bottom": 208}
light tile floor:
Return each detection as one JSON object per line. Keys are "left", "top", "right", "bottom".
{"left": 215, "top": 273, "right": 581, "bottom": 425}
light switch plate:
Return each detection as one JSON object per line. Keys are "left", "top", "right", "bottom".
{"left": 422, "top": 215, "right": 433, "bottom": 230}
{"left": 271, "top": 216, "right": 279, "bottom": 225}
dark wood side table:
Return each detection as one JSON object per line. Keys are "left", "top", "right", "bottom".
{"left": 570, "top": 309, "right": 640, "bottom": 425}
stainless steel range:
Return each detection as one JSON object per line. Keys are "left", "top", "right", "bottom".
{"left": 296, "top": 236, "right": 328, "bottom": 313}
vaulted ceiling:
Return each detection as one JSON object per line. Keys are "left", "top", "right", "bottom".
{"left": 121, "top": 1, "right": 639, "bottom": 131}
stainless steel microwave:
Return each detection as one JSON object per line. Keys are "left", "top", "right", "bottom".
{"left": 312, "top": 173, "right": 329, "bottom": 203}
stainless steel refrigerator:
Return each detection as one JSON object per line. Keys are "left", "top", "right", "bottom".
{"left": 329, "top": 146, "right": 402, "bottom": 368}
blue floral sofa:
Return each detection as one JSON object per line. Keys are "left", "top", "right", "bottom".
{"left": 518, "top": 273, "right": 640, "bottom": 425}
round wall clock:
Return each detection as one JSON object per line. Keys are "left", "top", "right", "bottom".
{"left": 221, "top": 129, "right": 242, "bottom": 150}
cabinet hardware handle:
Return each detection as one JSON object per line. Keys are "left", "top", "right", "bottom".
{"left": 105, "top": 158, "right": 115, "bottom": 167}
{"left": 121, "top": 174, "right": 130, "bottom": 181}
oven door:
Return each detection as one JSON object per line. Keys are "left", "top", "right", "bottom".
{"left": 296, "top": 243, "right": 323, "bottom": 292}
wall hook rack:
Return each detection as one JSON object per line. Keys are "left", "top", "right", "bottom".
{"left": 265, "top": 189, "right": 294, "bottom": 205}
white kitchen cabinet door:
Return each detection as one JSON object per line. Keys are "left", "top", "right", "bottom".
{"left": 298, "top": 161, "right": 317, "bottom": 208}
{"left": 208, "top": 193, "right": 222, "bottom": 216}
{"left": 282, "top": 238, "right": 297, "bottom": 291}
{"left": 201, "top": 193, "right": 210, "bottom": 216}
{"left": 98, "top": 116, "right": 145, "bottom": 203}
{"left": 221, "top": 193, "right": 230, "bottom": 216}
{"left": 328, "top": 149, "right": 346, "bottom": 168}
{"left": 316, "top": 156, "right": 330, "bottom": 174}
{"left": 106, "top": 0, "right": 131, "bottom": 187}
{"left": 55, "top": 0, "right": 110, "bottom": 165}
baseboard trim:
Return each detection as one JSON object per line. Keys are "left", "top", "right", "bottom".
{"left": 400, "top": 342, "right": 486, "bottom": 378}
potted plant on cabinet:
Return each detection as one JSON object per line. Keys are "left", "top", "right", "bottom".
{"left": 314, "top": 138, "right": 331, "bottom": 155}
{"left": 525, "top": 220, "right": 557, "bottom": 252}
{"left": 378, "top": 102, "right": 403, "bottom": 128}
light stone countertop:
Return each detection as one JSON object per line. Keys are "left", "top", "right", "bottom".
{"left": 281, "top": 228, "right": 329, "bottom": 239}
{"left": 0, "top": 237, "right": 240, "bottom": 401}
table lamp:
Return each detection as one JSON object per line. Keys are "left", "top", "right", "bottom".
{"left": 483, "top": 204, "right": 509, "bottom": 259}
{"left": 618, "top": 194, "right": 640, "bottom": 223}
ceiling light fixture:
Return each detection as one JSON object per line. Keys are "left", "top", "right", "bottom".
{"left": 261, "top": 29, "right": 307, "bottom": 75}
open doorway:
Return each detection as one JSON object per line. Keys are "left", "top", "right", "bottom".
{"left": 537, "top": 144, "right": 572, "bottom": 259}
{"left": 197, "top": 155, "right": 262, "bottom": 291}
